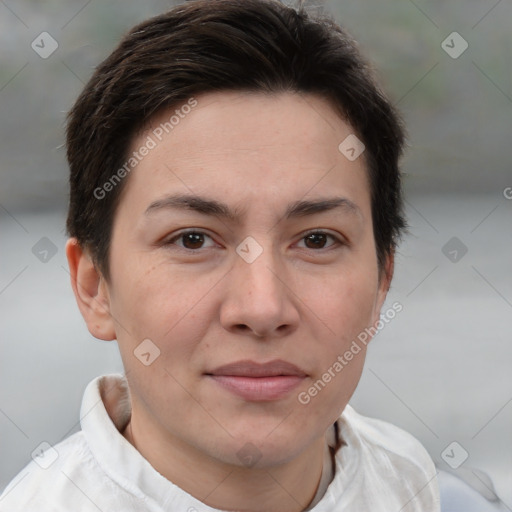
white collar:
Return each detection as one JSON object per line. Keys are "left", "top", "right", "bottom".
{"left": 80, "top": 373, "right": 440, "bottom": 511}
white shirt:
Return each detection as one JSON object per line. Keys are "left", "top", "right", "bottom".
{"left": 0, "top": 373, "right": 441, "bottom": 511}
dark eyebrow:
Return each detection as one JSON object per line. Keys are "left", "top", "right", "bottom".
{"left": 144, "top": 194, "right": 362, "bottom": 222}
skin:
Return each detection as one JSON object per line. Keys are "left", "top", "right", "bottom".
{"left": 66, "top": 91, "right": 393, "bottom": 512}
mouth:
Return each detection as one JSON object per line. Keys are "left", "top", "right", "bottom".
{"left": 205, "top": 359, "right": 307, "bottom": 402}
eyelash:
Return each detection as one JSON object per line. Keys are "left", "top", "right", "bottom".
{"left": 163, "top": 229, "right": 345, "bottom": 252}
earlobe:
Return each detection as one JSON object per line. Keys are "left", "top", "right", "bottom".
{"left": 65, "top": 238, "right": 116, "bottom": 341}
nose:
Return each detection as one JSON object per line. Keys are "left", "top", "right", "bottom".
{"left": 219, "top": 245, "right": 300, "bottom": 340}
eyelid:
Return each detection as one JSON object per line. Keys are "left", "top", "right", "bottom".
{"left": 295, "top": 229, "right": 346, "bottom": 249}
{"left": 162, "top": 228, "right": 347, "bottom": 251}
{"left": 164, "top": 228, "right": 218, "bottom": 250}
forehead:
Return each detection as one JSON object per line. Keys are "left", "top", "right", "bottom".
{"left": 118, "top": 91, "right": 371, "bottom": 221}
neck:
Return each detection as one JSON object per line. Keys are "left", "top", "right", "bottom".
{"left": 122, "top": 413, "right": 326, "bottom": 512}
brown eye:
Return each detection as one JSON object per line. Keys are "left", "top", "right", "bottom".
{"left": 303, "top": 232, "right": 329, "bottom": 249}
{"left": 165, "top": 230, "right": 216, "bottom": 251}
{"left": 181, "top": 232, "right": 205, "bottom": 249}
{"left": 296, "top": 230, "right": 343, "bottom": 251}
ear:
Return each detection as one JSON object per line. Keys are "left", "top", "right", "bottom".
{"left": 372, "top": 251, "right": 395, "bottom": 325}
{"left": 65, "top": 238, "right": 116, "bottom": 341}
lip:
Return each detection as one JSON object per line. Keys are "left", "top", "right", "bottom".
{"left": 206, "top": 359, "right": 307, "bottom": 402}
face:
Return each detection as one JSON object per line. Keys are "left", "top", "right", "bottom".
{"left": 94, "top": 91, "right": 391, "bottom": 467}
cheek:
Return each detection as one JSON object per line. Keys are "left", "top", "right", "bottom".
{"left": 302, "top": 278, "right": 373, "bottom": 422}
{"left": 299, "top": 266, "right": 377, "bottom": 395}
{"left": 109, "top": 257, "right": 216, "bottom": 354}
{"left": 303, "top": 267, "right": 378, "bottom": 338}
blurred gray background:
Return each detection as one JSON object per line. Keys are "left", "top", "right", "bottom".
{"left": 1, "top": 0, "right": 511, "bottom": 505}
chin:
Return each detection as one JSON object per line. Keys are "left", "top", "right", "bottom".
{"left": 226, "top": 426, "right": 313, "bottom": 468}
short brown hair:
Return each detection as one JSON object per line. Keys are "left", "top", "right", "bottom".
{"left": 66, "top": 0, "right": 406, "bottom": 281}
